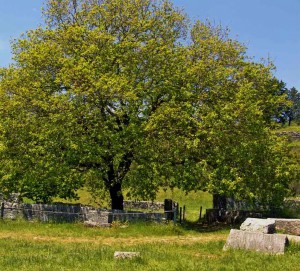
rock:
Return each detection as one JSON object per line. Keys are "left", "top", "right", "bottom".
{"left": 240, "top": 218, "right": 275, "bottom": 234}
{"left": 114, "top": 252, "right": 140, "bottom": 259}
{"left": 272, "top": 219, "right": 300, "bottom": 236}
{"left": 223, "top": 229, "right": 288, "bottom": 254}
{"left": 83, "top": 210, "right": 110, "bottom": 224}
{"left": 287, "top": 235, "right": 300, "bottom": 243}
{"left": 83, "top": 221, "right": 111, "bottom": 228}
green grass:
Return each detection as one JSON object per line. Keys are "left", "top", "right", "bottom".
{"left": 0, "top": 220, "right": 299, "bottom": 271}
{"left": 53, "top": 187, "right": 105, "bottom": 207}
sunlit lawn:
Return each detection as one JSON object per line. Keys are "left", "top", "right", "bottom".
{"left": 0, "top": 220, "right": 299, "bottom": 271}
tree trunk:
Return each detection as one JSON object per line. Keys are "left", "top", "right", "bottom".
{"left": 106, "top": 152, "right": 133, "bottom": 210}
{"left": 109, "top": 182, "right": 124, "bottom": 210}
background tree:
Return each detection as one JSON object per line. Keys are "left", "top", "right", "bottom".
{"left": 275, "top": 81, "right": 300, "bottom": 126}
{"left": 0, "top": 0, "right": 298, "bottom": 209}
{"left": 268, "top": 79, "right": 288, "bottom": 125}
{"left": 286, "top": 87, "right": 300, "bottom": 125}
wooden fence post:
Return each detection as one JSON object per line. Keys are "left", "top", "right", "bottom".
{"left": 173, "top": 207, "right": 177, "bottom": 225}
{"left": 198, "top": 206, "right": 202, "bottom": 222}
{"left": 164, "top": 199, "right": 173, "bottom": 221}
{"left": 1, "top": 202, "right": 4, "bottom": 219}
{"left": 179, "top": 207, "right": 182, "bottom": 224}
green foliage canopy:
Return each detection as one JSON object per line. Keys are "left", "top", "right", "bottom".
{"left": 0, "top": 0, "right": 298, "bottom": 208}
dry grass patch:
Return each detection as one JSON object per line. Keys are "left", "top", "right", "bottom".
{"left": 0, "top": 230, "right": 227, "bottom": 246}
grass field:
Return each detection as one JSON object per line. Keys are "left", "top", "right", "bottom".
{"left": 0, "top": 220, "right": 299, "bottom": 271}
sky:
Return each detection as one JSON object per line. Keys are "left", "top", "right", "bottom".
{"left": 0, "top": 0, "right": 299, "bottom": 90}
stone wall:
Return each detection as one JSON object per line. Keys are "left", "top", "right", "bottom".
{"left": 123, "top": 200, "right": 164, "bottom": 210}
{"left": 276, "top": 131, "right": 300, "bottom": 139}
{"left": 108, "top": 211, "right": 164, "bottom": 223}
{"left": 2, "top": 202, "right": 86, "bottom": 222}
{"left": 0, "top": 201, "right": 167, "bottom": 224}
{"left": 206, "top": 199, "right": 300, "bottom": 224}
{"left": 205, "top": 208, "right": 265, "bottom": 224}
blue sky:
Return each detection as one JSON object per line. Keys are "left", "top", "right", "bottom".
{"left": 0, "top": 0, "right": 299, "bottom": 89}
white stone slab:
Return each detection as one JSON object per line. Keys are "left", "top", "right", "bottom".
{"left": 287, "top": 235, "right": 300, "bottom": 243}
{"left": 83, "top": 221, "right": 111, "bottom": 227}
{"left": 240, "top": 218, "right": 275, "bottom": 234}
{"left": 223, "top": 229, "right": 287, "bottom": 254}
{"left": 114, "top": 251, "right": 141, "bottom": 259}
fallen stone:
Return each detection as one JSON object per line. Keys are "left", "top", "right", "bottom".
{"left": 83, "top": 221, "right": 111, "bottom": 228}
{"left": 240, "top": 218, "right": 275, "bottom": 234}
{"left": 271, "top": 219, "right": 300, "bottom": 236}
{"left": 223, "top": 229, "right": 288, "bottom": 254}
{"left": 287, "top": 235, "right": 300, "bottom": 243}
{"left": 114, "top": 251, "right": 141, "bottom": 259}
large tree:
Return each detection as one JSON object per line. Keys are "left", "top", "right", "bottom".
{"left": 0, "top": 0, "right": 298, "bottom": 209}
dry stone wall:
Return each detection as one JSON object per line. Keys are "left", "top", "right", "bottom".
{"left": 2, "top": 202, "right": 89, "bottom": 222}
{"left": 276, "top": 131, "right": 300, "bottom": 139}
{"left": 0, "top": 200, "right": 167, "bottom": 224}
{"left": 109, "top": 211, "right": 164, "bottom": 223}
{"left": 123, "top": 200, "right": 164, "bottom": 210}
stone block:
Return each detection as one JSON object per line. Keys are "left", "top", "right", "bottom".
{"left": 240, "top": 218, "right": 275, "bottom": 233}
{"left": 114, "top": 251, "right": 140, "bottom": 259}
{"left": 83, "top": 221, "right": 111, "bottom": 228}
{"left": 272, "top": 219, "right": 300, "bottom": 236}
{"left": 223, "top": 229, "right": 288, "bottom": 254}
{"left": 287, "top": 235, "right": 300, "bottom": 243}
{"left": 84, "top": 210, "right": 110, "bottom": 224}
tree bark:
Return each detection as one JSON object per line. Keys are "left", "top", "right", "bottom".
{"left": 109, "top": 182, "right": 124, "bottom": 210}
